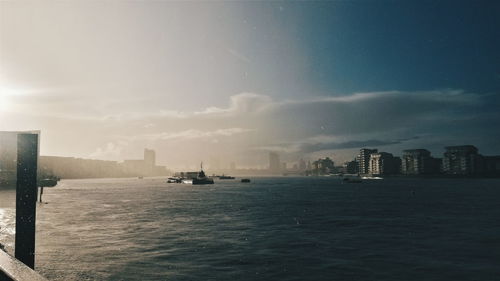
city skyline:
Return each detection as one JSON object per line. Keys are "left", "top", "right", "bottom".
{"left": 1, "top": 1, "right": 499, "bottom": 168}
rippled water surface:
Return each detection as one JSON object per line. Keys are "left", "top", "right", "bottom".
{"left": 1, "top": 177, "right": 500, "bottom": 280}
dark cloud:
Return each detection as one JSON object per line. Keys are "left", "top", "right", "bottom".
{"left": 298, "top": 137, "right": 421, "bottom": 153}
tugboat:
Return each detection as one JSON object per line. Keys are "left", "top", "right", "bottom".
{"left": 183, "top": 162, "right": 214, "bottom": 185}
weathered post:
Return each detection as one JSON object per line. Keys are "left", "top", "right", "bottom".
{"left": 15, "top": 133, "right": 38, "bottom": 269}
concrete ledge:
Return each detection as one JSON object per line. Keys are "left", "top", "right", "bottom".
{"left": 0, "top": 250, "right": 47, "bottom": 281}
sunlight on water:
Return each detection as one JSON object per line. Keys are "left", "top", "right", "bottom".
{"left": 0, "top": 207, "right": 15, "bottom": 252}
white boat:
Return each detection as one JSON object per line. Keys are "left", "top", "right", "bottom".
{"left": 341, "top": 174, "right": 362, "bottom": 183}
{"left": 167, "top": 177, "right": 182, "bottom": 183}
{"left": 361, "top": 176, "right": 384, "bottom": 180}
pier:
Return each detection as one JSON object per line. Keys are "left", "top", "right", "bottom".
{"left": 0, "top": 250, "right": 47, "bottom": 281}
{"left": 0, "top": 132, "right": 47, "bottom": 280}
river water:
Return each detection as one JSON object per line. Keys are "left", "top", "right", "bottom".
{"left": 1, "top": 177, "right": 500, "bottom": 280}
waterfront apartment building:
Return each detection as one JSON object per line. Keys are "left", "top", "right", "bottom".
{"left": 312, "top": 157, "right": 335, "bottom": 175}
{"left": 343, "top": 159, "right": 359, "bottom": 174}
{"left": 483, "top": 156, "right": 500, "bottom": 176}
{"left": 39, "top": 156, "right": 126, "bottom": 179}
{"left": 144, "top": 148, "right": 156, "bottom": 172}
{"left": 442, "top": 145, "right": 481, "bottom": 175}
{"left": 122, "top": 148, "right": 167, "bottom": 177}
{"left": 402, "top": 149, "right": 441, "bottom": 175}
{"left": 358, "top": 148, "right": 378, "bottom": 174}
{"left": 368, "top": 152, "right": 401, "bottom": 175}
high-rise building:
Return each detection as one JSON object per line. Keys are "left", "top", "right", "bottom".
{"left": 269, "top": 152, "right": 280, "bottom": 173}
{"left": 402, "top": 149, "right": 440, "bottom": 175}
{"left": 443, "top": 145, "right": 481, "bottom": 175}
{"left": 483, "top": 156, "right": 500, "bottom": 176}
{"left": 144, "top": 149, "right": 156, "bottom": 166}
{"left": 123, "top": 148, "right": 163, "bottom": 176}
{"left": 144, "top": 148, "right": 156, "bottom": 174}
{"left": 369, "top": 152, "right": 401, "bottom": 175}
{"left": 343, "top": 159, "right": 359, "bottom": 174}
{"left": 312, "top": 157, "right": 335, "bottom": 175}
{"left": 358, "top": 148, "right": 378, "bottom": 174}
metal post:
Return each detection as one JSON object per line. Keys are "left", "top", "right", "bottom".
{"left": 15, "top": 133, "right": 38, "bottom": 269}
{"left": 39, "top": 187, "right": 44, "bottom": 203}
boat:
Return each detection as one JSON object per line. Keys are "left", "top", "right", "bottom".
{"left": 167, "top": 177, "right": 182, "bottom": 183}
{"left": 182, "top": 163, "right": 214, "bottom": 185}
{"left": 361, "top": 176, "right": 383, "bottom": 180}
{"left": 209, "top": 174, "right": 235, "bottom": 179}
{"left": 241, "top": 178, "right": 251, "bottom": 183}
{"left": 341, "top": 174, "right": 362, "bottom": 183}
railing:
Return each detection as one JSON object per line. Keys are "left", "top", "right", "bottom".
{"left": 0, "top": 250, "right": 47, "bottom": 281}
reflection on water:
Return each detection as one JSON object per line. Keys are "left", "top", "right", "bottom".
{"left": 2, "top": 177, "right": 500, "bottom": 280}
{"left": 0, "top": 190, "right": 16, "bottom": 253}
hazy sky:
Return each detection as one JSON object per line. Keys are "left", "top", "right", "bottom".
{"left": 1, "top": 1, "right": 499, "bottom": 168}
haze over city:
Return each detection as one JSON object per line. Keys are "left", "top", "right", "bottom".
{"left": 1, "top": 1, "right": 499, "bottom": 169}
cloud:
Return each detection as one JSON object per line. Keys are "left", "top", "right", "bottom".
{"left": 227, "top": 48, "right": 252, "bottom": 63}
{"left": 7, "top": 86, "right": 499, "bottom": 165}
{"left": 259, "top": 89, "right": 486, "bottom": 139}
{"left": 20, "top": 89, "right": 480, "bottom": 125}
{"left": 122, "top": 128, "right": 255, "bottom": 142}
{"left": 194, "top": 92, "right": 273, "bottom": 116}
{"left": 89, "top": 141, "right": 129, "bottom": 160}
{"left": 80, "top": 89, "right": 500, "bottom": 164}
{"left": 296, "top": 136, "right": 421, "bottom": 153}
{"left": 70, "top": 93, "right": 274, "bottom": 122}
{"left": 231, "top": 89, "right": 497, "bottom": 158}
{"left": 254, "top": 136, "right": 421, "bottom": 154}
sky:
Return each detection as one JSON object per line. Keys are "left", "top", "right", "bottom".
{"left": 1, "top": 0, "right": 499, "bottom": 169}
